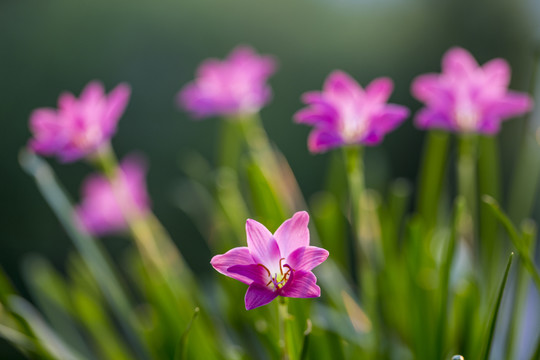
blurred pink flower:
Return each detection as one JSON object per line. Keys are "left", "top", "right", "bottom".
{"left": 29, "top": 81, "right": 131, "bottom": 162}
{"left": 75, "top": 156, "right": 150, "bottom": 236}
{"left": 178, "top": 46, "right": 277, "bottom": 118}
{"left": 411, "top": 47, "right": 533, "bottom": 134}
{"left": 294, "top": 71, "right": 409, "bottom": 153}
{"left": 211, "top": 211, "right": 328, "bottom": 310}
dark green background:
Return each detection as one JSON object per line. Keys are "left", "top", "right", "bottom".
{"left": 1, "top": 0, "right": 538, "bottom": 357}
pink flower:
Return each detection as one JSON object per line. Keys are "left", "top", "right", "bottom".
{"left": 411, "top": 47, "right": 533, "bottom": 134}
{"left": 75, "top": 156, "right": 150, "bottom": 236}
{"left": 211, "top": 211, "right": 329, "bottom": 310}
{"left": 29, "top": 81, "right": 131, "bottom": 162}
{"left": 294, "top": 70, "right": 409, "bottom": 153}
{"left": 178, "top": 46, "right": 277, "bottom": 118}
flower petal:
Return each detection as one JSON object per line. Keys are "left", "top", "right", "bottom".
{"left": 103, "top": 83, "right": 131, "bottom": 132}
{"left": 286, "top": 246, "right": 329, "bottom": 272}
{"left": 482, "top": 58, "right": 510, "bottom": 89}
{"left": 483, "top": 92, "right": 533, "bottom": 120}
{"left": 210, "top": 247, "right": 255, "bottom": 285}
{"left": 228, "top": 264, "right": 270, "bottom": 286}
{"left": 245, "top": 283, "right": 278, "bottom": 310}
{"left": 80, "top": 81, "right": 105, "bottom": 103}
{"left": 323, "top": 70, "right": 363, "bottom": 100}
{"left": 365, "top": 77, "right": 394, "bottom": 103}
{"left": 279, "top": 270, "right": 320, "bottom": 298}
{"left": 414, "top": 108, "right": 454, "bottom": 131}
{"left": 294, "top": 107, "right": 337, "bottom": 127}
{"left": 246, "top": 219, "right": 281, "bottom": 267}
{"left": 307, "top": 128, "right": 344, "bottom": 153}
{"left": 274, "top": 211, "right": 310, "bottom": 258}
{"left": 370, "top": 104, "right": 409, "bottom": 133}
{"left": 442, "top": 47, "right": 478, "bottom": 79}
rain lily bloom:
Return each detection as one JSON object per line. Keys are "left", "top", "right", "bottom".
{"left": 211, "top": 211, "right": 329, "bottom": 310}
{"left": 411, "top": 47, "right": 533, "bottom": 134}
{"left": 177, "top": 45, "right": 277, "bottom": 118}
{"left": 75, "top": 156, "right": 150, "bottom": 236}
{"left": 28, "top": 81, "right": 131, "bottom": 162}
{"left": 294, "top": 70, "right": 409, "bottom": 153}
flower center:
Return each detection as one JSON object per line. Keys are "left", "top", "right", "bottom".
{"left": 258, "top": 258, "right": 293, "bottom": 291}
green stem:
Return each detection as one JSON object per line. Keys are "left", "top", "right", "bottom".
{"left": 92, "top": 145, "right": 191, "bottom": 289}
{"left": 278, "top": 297, "right": 290, "bottom": 360}
{"left": 344, "top": 146, "right": 364, "bottom": 243}
{"left": 416, "top": 131, "right": 450, "bottom": 229}
{"left": 457, "top": 135, "right": 478, "bottom": 246}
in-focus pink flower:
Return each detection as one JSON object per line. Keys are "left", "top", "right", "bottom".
{"left": 75, "top": 155, "right": 150, "bottom": 236}
{"left": 411, "top": 47, "right": 533, "bottom": 134}
{"left": 211, "top": 211, "right": 329, "bottom": 310}
{"left": 178, "top": 46, "right": 277, "bottom": 118}
{"left": 294, "top": 70, "right": 409, "bottom": 153}
{"left": 29, "top": 81, "right": 131, "bottom": 162}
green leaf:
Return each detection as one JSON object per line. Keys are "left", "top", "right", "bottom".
{"left": 174, "top": 307, "right": 200, "bottom": 360}
{"left": 482, "top": 195, "right": 540, "bottom": 291}
{"left": 18, "top": 150, "right": 149, "bottom": 359}
{"left": 299, "top": 319, "right": 312, "bottom": 360}
{"left": 480, "top": 253, "right": 513, "bottom": 360}
{"left": 9, "top": 296, "right": 86, "bottom": 360}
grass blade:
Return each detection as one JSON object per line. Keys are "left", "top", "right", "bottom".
{"left": 9, "top": 296, "right": 86, "bottom": 360}
{"left": 482, "top": 195, "right": 540, "bottom": 291}
{"left": 299, "top": 319, "right": 312, "bottom": 360}
{"left": 18, "top": 150, "right": 149, "bottom": 359}
{"left": 174, "top": 307, "right": 200, "bottom": 360}
{"left": 480, "top": 252, "right": 514, "bottom": 360}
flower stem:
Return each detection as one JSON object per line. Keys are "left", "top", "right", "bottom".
{"left": 91, "top": 144, "right": 191, "bottom": 288}
{"left": 344, "top": 146, "right": 364, "bottom": 238}
{"left": 457, "top": 135, "right": 478, "bottom": 245}
{"left": 278, "top": 297, "right": 290, "bottom": 360}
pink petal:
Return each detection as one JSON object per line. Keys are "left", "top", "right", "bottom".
{"left": 361, "top": 131, "right": 384, "bottom": 146}
{"left": 245, "top": 283, "right": 278, "bottom": 310}
{"left": 211, "top": 247, "right": 255, "bottom": 285}
{"left": 442, "top": 47, "right": 478, "bottom": 79}
{"left": 246, "top": 219, "right": 281, "bottom": 267}
{"left": 370, "top": 104, "right": 409, "bottom": 133}
{"left": 323, "top": 70, "right": 363, "bottom": 100}
{"left": 414, "top": 108, "right": 454, "bottom": 131}
{"left": 80, "top": 81, "right": 105, "bottom": 103}
{"left": 482, "top": 58, "right": 511, "bottom": 89}
{"left": 365, "top": 77, "right": 394, "bottom": 103}
{"left": 103, "top": 83, "right": 131, "bottom": 132}
{"left": 293, "top": 107, "right": 337, "bottom": 127}
{"left": 483, "top": 92, "right": 533, "bottom": 119}
{"left": 307, "top": 128, "right": 344, "bottom": 153}
{"left": 274, "top": 211, "right": 310, "bottom": 258}
{"left": 57, "top": 92, "right": 76, "bottom": 110}
{"left": 411, "top": 74, "right": 453, "bottom": 105}
{"left": 228, "top": 264, "right": 270, "bottom": 285}
{"left": 279, "top": 270, "right": 320, "bottom": 298}
{"left": 286, "top": 246, "right": 329, "bottom": 272}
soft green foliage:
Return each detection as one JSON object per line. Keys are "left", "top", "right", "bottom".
{"left": 1, "top": 110, "right": 540, "bottom": 360}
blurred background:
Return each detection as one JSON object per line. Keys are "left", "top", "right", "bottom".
{"left": 1, "top": 0, "right": 539, "bottom": 357}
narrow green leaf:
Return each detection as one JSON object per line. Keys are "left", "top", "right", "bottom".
{"left": 480, "top": 253, "right": 513, "bottom": 360}
{"left": 174, "top": 307, "right": 200, "bottom": 360}
{"left": 0, "top": 323, "right": 36, "bottom": 353}
{"left": 436, "top": 197, "right": 465, "bottom": 359}
{"left": 22, "top": 256, "right": 95, "bottom": 358}
{"left": 530, "top": 334, "right": 540, "bottom": 360}
{"left": 9, "top": 296, "right": 86, "bottom": 360}
{"left": 482, "top": 195, "right": 540, "bottom": 290}
{"left": 18, "top": 150, "right": 149, "bottom": 359}
{"left": 299, "top": 319, "right": 312, "bottom": 360}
